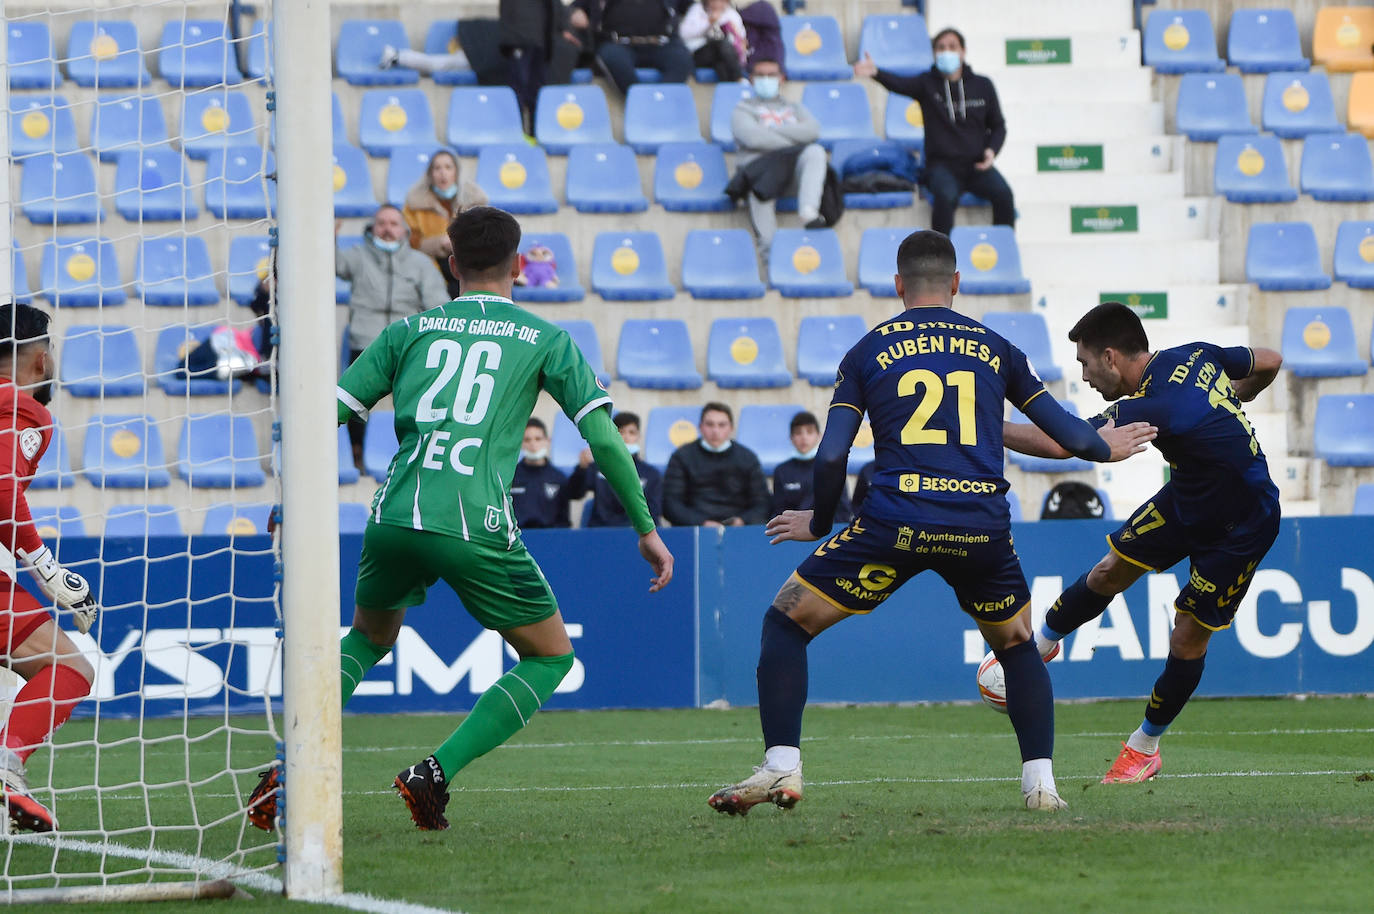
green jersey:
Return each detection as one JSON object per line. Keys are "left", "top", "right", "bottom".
{"left": 337, "top": 292, "right": 611, "bottom": 546}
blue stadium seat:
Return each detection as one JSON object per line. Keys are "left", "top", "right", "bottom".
{"left": 205, "top": 146, "right": 277, "bottom": 219}
{"left": 30, "top": 419, "right": 75, "bottom": 490}
{"left": 363, "top": 410, "right": 398, "bottom": 482}
{"left": 332, "top": 143, "right": 379, "bottom": 217}
{"left": 445, "top": 86, "right": 524, "bottom": 154}
{"left": 1300, "top": 132, "right": 1374, "bottom": 202}
{"left": 384, "top": 144, "right": 445, "bottom": 207}
{"left": 228, "top": 236, "right": 271, "bottom": 305}
{"left": 513, "top": 232, "right": 583, "bottom": 302}
{"left": 802, "top": 83, "right": 878, "bottom": 148}
{"left": 617, "top": 320, "right": 703, "bottom": 389}
{"left": 1261, "top": 72, "right": 1340, "bottom": 138}
{"left": 681, "top": 229, "right": 765, "bottom": 299}
{"left": 244, "top": 21, "right": 270, "bottom": 81}
{"left": 769, "top": 228, "right": 853, "bottom": 297}
{"left": 178, "top": 414, "right": 266, "bottom": 488}
{"left": 12, "top": 243, "right": 32, "bottom": 305}
{"left": 591, "top": 232, "right": 674, "bottom": 300}
{"left": 8, "top": 21, "right": 61, "bottom": 89}
{"left": 710, "top": 82, "right": 753, "bottom": 150}
{"left": 738, "top": 404, "right": 805, "bottom": 474}
{"left": 982, "top": 312, "right": 1063, "bottom": 382}
{"left": 781, "top": 16, "right": 851, "bottom": 80}
{"left": 535, "top": 85, "right": 614, "bottom": 154}
{"left": 1281, "top": 307, "right": 1365, "bottom": 377}
{"left": 1315, "top": 395, "right": 1374, "bottom": 466}
{"left": 158, "top": 20, "right": 242, "bottom": 87}
{"left": 29, "top": 506, "right": 84, "bottom": 540}
{"left": 337, "top": 20, "right": 418, "bottom": 85}
{"left": 950, "top": 226, "right": 1031, "bottom": 294}
{"left": 20, "top": 152, "right": 103, "bottom": 224}
{"left": 1006, "top": 489, "right": 1024, "bottom": 523}
{"left": 624, "top": 84, "right": 702, "bottom": 153}
{"left": 114, "top": 148, "right": 198, "bottom": 221}
{"left": 1143, "top": 9, "right": 1225, "bottom": 73}
{"left": 645, "top": 406, "right": 701, "bottom": 472}
{"left": 1354, "top": 484, "right": 1374, "bottom": 515}
{"left": 60, "top": 325, "right": 145, "bottom": 397}
{"left": 550, "top": 411, "right": 584, "bottom": 475}
{"left": 181, "top": 89, "right": 257, "bottom": 159}
{"left": 1213, "top": 134, "right": 1297, "bottom": 203}
{"left": 337, "top": 237, "right": 360, "bottom": 306}
{"left": 567, "top": 144, "right": 648, "bottom": 213}
{"left": 106, "top": 505, "right": 184, "bottom": 537}
{"left": 39, "top": 237, "right": 125, "bottom": 307}
{"left": 1175, "top": 73, "right": 1255, "bottom": 141}
{"left": 1008, "top": 400, "right": 1092, "bottom": 473}
{"left": 201, "top": 503, "right": 273, "bottom": 536}
{"left": 1227, "top": 9, "right": 1308, "bottom": 73}
{"left": 476, "top": 144, "right": 557, "bottom": 214}
{"left": 554, "top": 320, "right": 611, "bottom": 388}
{"left": 857, "top": 226, "right": 916, "bottom": 296}
{"left": 9, "top": 95, "right": 78, "bottom": 158}
{"left": 423, "top": 21, "right": 479, "bottom": 86}
{"left": 1334, "top": 221, "right": 1374, "bottom": 288}
{"left": 654, "top": 142, "right": 731, "bottom": 212}
{"left": 1245, "top": 222, "right": 1331, "bottom": 291}
{"left": 336, "top": 426, "right": 360, "bottom": 485}
{"left": 831, "top": 140, "right": 915, "bottom": 208}
{"left": 91, "top": 95, "right": 169, "bottom": 161}
{"left": 154, "top": 324, "right": 243, "bottom": 396}
{"left": 846, "top": 420, "right": 874, "bottom": 474}
{"left": 708, "top": 318, "right": 791, "bottom": 389}
{"left": 136, "top": 236, "right": 220, "bottom": 305}
{"left": 858, "top": 14, "right": 932, "bottom": 78}
{"left": 797, "top": 314, "right": 868, "bottom": 386}
{"left": 82, "top": 414, "right": 171, "bottom": 488}
{"left": 883, "top": 93, "right": 925, "bottom": 152}
{"left": 359, "top": 89, "right": 437, "bottom": 156}
{"left": 339, "top": 503, "right": 370, "bottom": 534}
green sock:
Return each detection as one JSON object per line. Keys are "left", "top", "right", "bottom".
{"left": 339, "top": 627, "right": 393, "bottom": 707}
{"left": 433, "top": 652, "right": 574, "bottom": 781}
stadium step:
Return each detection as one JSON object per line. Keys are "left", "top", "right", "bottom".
{"left": 926, "top": 0, "right": 1132, "bottom": 35}
{"left": 1016, "top": 197, "right": 1217, "bottom": 241}
{"left": 1269, "top": 456, "right": 1317, "bottom": 502}
{"left": 967, "top": 30, "right": 1143, "bottom": 70}
{"left": 1007, "top": 171, "right": 1185, "bottom": 204}
{"left": 998, "top": 135, "right": 1183, "bottom": 176}
{"left": 1010, "top": 102, "right": 1165, "bottom": 141}
{"left": 1095, "top": 451, "right": 1169, "bottom": 514}
{"left": 991, "top": 68, "right": 1154, "bottom": 105}
{"left": 1021, "top": 238, "right": 1219, "bottom": 287}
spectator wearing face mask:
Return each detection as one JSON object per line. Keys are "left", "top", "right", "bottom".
{"left": 663, "top": 402, "right": 771, "bottom": 527}
{"left": 770, "top": 410, "right": 852, "bottom": 521}
{"left": 566, "top": 411, "right": 664, "bottom": 527}
{"left": 679, "top": 0, "right": 747, "bottom": 83}
{"left": 511, "top": 418, "right": 572, "bottom": 529}
{"left": 402, "top": 149, "right": 487, "bottom": 299}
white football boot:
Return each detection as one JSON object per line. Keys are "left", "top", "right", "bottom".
{"left": 708, "top": 763, "right": 803, "bottom": 816}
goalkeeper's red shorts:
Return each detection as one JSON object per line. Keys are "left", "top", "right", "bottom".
{"left": 0, "top": 573, "right": 52, "bottom": 655}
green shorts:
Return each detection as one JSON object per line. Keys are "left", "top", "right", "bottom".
{"left": 354, "top": 522, "right": 558, "bottom": 631}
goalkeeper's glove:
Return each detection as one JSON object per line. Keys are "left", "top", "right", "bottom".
{"left": 18, "top": 545, "right": 98, "bottom": 634}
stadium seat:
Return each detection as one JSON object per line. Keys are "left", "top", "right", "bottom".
{"left": 1350, "top": 72, "right": 1374, "bottom": 138}
{"left": 1213, "top": 134, "right": 1297, "bottom": 203}
{"left": 359, "top": 89, "right": 437, "bottom": 156}
{"left": 105, "top": 505, "right": 184, "bottom": 537}
{"left": 617, "top": 320, "right": 703, "bottom": 389}
{"left": 1334, "top": 221, "right": 1374, "bottom": 288}
{"left": 535, "top": 85, "right": 614, "bottom": 154}
{"left": 857, "top": 226, "right": 916, "bottom": 296}
{"left": 91, "top": 95, "right": 170, "bottom": 161}
{"left": 566, "top": 144, "right": 648, "bottom": 214}
{"left": 883, "top": 93, "right": 925, "bottom": 152}
{"left": 362, "top": 411, "right": 398, "bottom": 482}
{"left": 707, "top": 318, "right": 791, "bottom": 389}
{"left": 1261, "top": 72, "right": 1341, "bottom": 138}
{"left": 153, "top": 324, "right": 243, "bottom": 396}
{"left": 982, "top": 312, "right": 1063, "bottom": 382}
{"left": 181, "top": 89, "right": 258, "bottom": 159}
{"left": 797, "top": 314, "right": 868, "bottom": 386}
{"left": 681, "top": 229, "right": 766, "bottom": 299}
{"left": 781, "top": 16, "right": 851, "bottom": 80}
{"left": 60, "top": 325, "right": 145, "bottom": 397}
{"left": 205, "top": 146, "right": 277, "bottom": 219}
{"left": 802, "top": 83, "right": 878, "bottom": 148}
{"left": 554, "top": 320, "right": 611, "bottom": 388}
{"left": 769, "top": 228, "right": 853, "bottom": 297}
{"left": 1175, "top": 73, "right": 1255, "bottom": 141}
{"left": 30, "top": 419, "right": 75, "bottom": 490}
{"left": 591, "top": 232, "right": 674, "bottom": 300}
{"left": 1006, "top": 489, "right": 1024, "bottom": 523}
{"left": 114, "top": 147, "right": 198, "bottom": 221}
{"left": 654, "top": 142, "right": 732, "bottom": 212}
{"left": 1245, "top": 222, "right": 1332, "bottom": 291}
{"left": 9, "top": 95, "right": 77, "bottom": 158}
{"left": 39, "top": 237, "right": 125, "bottom": 307}
{"left": 738, "top": 404, "right": 805, "bottom": 474}
{"left": 513, "top": 232, "right": 583, "bottom": 302}
{"left": 1226, "top": 9, "right": 1308, "bottom": 73}
{"left": 1315, "top": 395, "right": 1374, "bottom": 465}
{"left": 158, "top": 20, "right": 242, "bottom": 86}
{"left": 337, "top": 20, "right": 418, "bottom": 85}
{"left": 950, "top": 226, "right": 1031, "bottom": 294}
{"left": 8, "top": 21, "right": 61, "bottom": 89}
{"left": 831, "top": 139, "right": 915, "bottom": 208}
{"left": 201, "top": 503, "right": 273, "bottom": 536}
{"left": 445, "top": 86, "right": 524, "bottom": 154}
{"left": 82, "top": 414, "right": 171, "bottom": 488}
{"left": 12, "top": 243, "right": 32, "bottom": 305}
{"left": 228, "top": 236, "right": 272, "bottom": 306}
{"left": 624, "top": 84, "right": 702, "bottom": 153}
{"left": 178, "top": 414, "right": 266, "bottom": 488}
{"left": 645, "top": 406, "right": 700, "bottom": 471}
{"left": 1354, "top": 484, "right": 1374, "bottom": 514}
{"left": 858, "top": 14, "right": 932, "bottom": 78}
{"left": 29, "top": 506, "right": 84, "bottom": 540}
{"left": 384, "top": 144, "right": 444, "bottom": 207}
{"left": 1300, "top": 132, "right": 1374, "bottom": 201}
{"left": 1143, "top": 9, "right": 1225, "bottom": 73}
{"left": 709, "top": 82, "right": 753, "bottom": 150}
{"left": 1313, "top": 7, "right": 1374, "bottom": 72}
{"left": 336, "top": 426, "right": 360, "bottom": 485}
{"left": 549, "top": 411, "right": 584, "bottom": 475}
{"left": 20, "top": 152, "right": 102, "bottom": 224}
{"left": 244, "top": 21, "right": 271, "bottom": 81}
{"left": 136, "top": 236, "right": 220, "bottom": 305}
{"left": 1281, "top": 307, "right": 1366, "bottom": 377}
{"left": 1008, "top": 400, "right": 1092, "bottom": 473}
{"left": 422, "top": 20, "right": 479, "bottom": 86}
{"left": 475, "top": 144, "right": 558, "bottom": 214}
{"left": 339, "top": 503, "right": 370, "bottom": 534}
{"left": 332, "top": 143, "right": 379, "bottom": 217}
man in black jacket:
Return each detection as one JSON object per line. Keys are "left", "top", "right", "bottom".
{"left": 500, "top": 0, "right": 580, "bottom": 134}
{"left": 567, "top": 411, "right": 664, "bottom": 527}
{"left": 771, "top": 411, "right": 852, "bottom": 522}
{"left": 511, "top": 419, "right": 572, "bottom": 529}
{"left": 663, "top": 403, "right": 771, "bottom": 527}
{"left": 855, "top": 27, "right": 1014, "bottom": 236}
{"left": 569, "top": 0, "right": 693, "bottom": 95}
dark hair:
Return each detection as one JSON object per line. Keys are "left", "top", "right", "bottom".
{"left": 789, "top": 410, "right": 818, "bottom": 433}
{"left": 932, "top": 28, "right": 965, "bottom": 50}
{"left": 0, "top": 303, "right": 51, "bottom": 362}
{"left": 447, "top": 206, "right": 521, "bottom": 276}
{"left": 896, "top": 230, "right": 957, "bottom": 287}
{"left": 701, "top": 402, "right": 734, "bottom": 425}
{"left": 750, "top": 56, "right": 781, "bottom": 73}
{"left": 1068, "top": 302, "right": 1149, "bottom": 356}
{"left": 525, "top": 418, "right": 548, "bottom": 434}
{"left": 613, "top": 411, "right": 641, "bottom": 431}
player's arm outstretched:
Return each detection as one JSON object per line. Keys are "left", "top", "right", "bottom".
{"left": 1004, "top": 395, "right": 1156, "bottom": 462}
{"left": 766, "top": 405, "right": 862, "bottom": 544}
{"left": 1228, "top": 346, "right": 1282, "bottom": 403}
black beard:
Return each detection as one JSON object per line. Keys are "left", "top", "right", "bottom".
{"left": 31, "top": 381, "right": 52, "bottom": 406}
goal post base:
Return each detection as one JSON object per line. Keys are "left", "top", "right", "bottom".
{"left": 2, "top": 878, "right": 250, "bottom": 905}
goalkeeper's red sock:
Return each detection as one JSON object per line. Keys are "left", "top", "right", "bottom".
{"left": 3, "top": 663, "right": 91, "bottom": 763}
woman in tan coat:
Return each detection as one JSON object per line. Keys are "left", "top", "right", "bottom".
{"left": 402, "top": 149, "right": 487, "bottom": 297}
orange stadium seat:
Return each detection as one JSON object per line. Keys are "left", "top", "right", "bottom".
{"left": 1313, "top": 7, "right": 1374, "bottom": 72}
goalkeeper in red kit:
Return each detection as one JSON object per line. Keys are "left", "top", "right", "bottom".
{"left": 0, "top": 303, "right": 97, "bottom": 832}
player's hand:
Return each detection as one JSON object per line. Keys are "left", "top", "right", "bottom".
{"left": 854, "top": 51, "right": 877, "bottom": 79}
{"left": 1099, "top": 419, "right": 1157, "bottom": 462}
{"left": 20, "top": 545, "right": 99, "bottom": 634}
{"left": 974, "top": 148, "right": 996, "bottom": 171}
{"left": 638, "top": 529, "right": 674, "bottom": 593}
{"left": 765, "top": 510, "right": 819, "bottom": 544}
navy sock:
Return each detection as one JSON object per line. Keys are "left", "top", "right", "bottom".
{"left": 994, "top": 639, "right": 1054, "bottom": 762}
{"left": 757, "top": 606, "right": 813, "bottom": 750}
{"left": 1044, "top": 573, "right": 1113, "bottom": 637}
{"left": 1143, "top": 652, "right": 1206, "bottom": 733}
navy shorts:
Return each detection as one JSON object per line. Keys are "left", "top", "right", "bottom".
{"left": 794, "top": 514, "right": 1030, "bottom": 624}
{"left": 1109, "top": 483, "right": 1281, "bottom": 631}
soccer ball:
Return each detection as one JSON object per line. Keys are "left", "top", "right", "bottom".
{"left": 976, "top": 650, "right": 1008, "bottom": 714}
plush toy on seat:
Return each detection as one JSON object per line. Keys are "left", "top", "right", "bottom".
{"left": 516, "top": 244, "right": 559, "bottom": 288}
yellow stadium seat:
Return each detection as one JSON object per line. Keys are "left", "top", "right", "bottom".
{"left": 1350, "top": 72, "right": 1374, "bottom": 137}
{"left": 1313, "top": 7, "right": 1374, "bottom": 72}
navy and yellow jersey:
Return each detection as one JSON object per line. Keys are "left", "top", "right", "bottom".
{"left": 831, "top": 306, "right": 1046, "bottom": 529}
{"left": 1089, "top": 342, "right": 1279, "bottom": 527}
